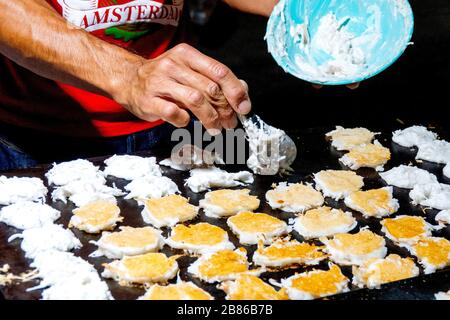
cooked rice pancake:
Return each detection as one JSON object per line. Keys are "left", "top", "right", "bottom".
{"left": 294, "top": 206, "right": 357, "bottom": 239}
{"left": 102, "top": 252, "right": 179, "bottom": 285}
{"left": 266, "top": 182, "right": 324, "bottom": 213}
{"left": 339, "top": 142, "right": 391, "bottom": 171}
{"left": 141, "top": 195, "right": 199, "bottom": 228}
{"left": 321, "top": 230, "right": 387, "bottom": 266}
{"left": 139, "top": 281, "right": 213, "bottom": 300}
{"left": 252, "top": 239, "right": 327, "bottom": 268}
{"left": 352, "top": 254, "right": 419, "bottom": 289}
{"left": 227, "top": 212, "right": 288, "bottom": 245}
{"left": 220, "top": 275, "right": 288, "bottom": 300}
{"left": 314, "top": 170, "right": 364, "bottom": 200}
{"left": 187, "top": 248, "right": 263, "bottom": 283}
{"left": 281, "top": 264, "right": 349, "bottom": 300}
{"left": 70, "top": 200, "right": 122, "bottom": 233}
{"left": 408, "top": 237, "right": 450, "bottom": 274}
{"left": 326, "top": 126, "right": 376, "bottom": 151}
{"left": 91, "top": 226, "right": 163, "bottom": 259}
{"left": 344, "top": 187, "right": 399, "bottom": 218}
{"left": 199, "top": 189, "right": 260, "bottom": 218}
{"left": 165, "top": 223, "right": 234, "bottom": 254}
{"left": 381, "top": 216, "right": 433, "bottom": 245}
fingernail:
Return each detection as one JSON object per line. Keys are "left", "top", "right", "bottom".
{"left": 348, "top": 83, "right": 360, "bottom": 90}
{"left": 240, "top": 79, "right": 249, "bottom": 91}
{"left": 238, "top": 100, "right": 251, "bottom": 114}
{"left": 207, "top": 128, "right": 222, "bottom": 136}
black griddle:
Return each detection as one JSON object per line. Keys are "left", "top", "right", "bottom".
{"left": 1, "top": 125, "right": 449, "bottom": 300}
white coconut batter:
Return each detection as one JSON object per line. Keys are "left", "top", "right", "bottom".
{"left": 41, "top": 276, "right": 113, "bottom": 300}
{"left": 444, "top": 163, "right": 450, "bottom": 179}
{"left": 185, "top": 167, "right": 254, "bottom": 193}
{"left": 392, "top": 126, "right": 438, "bottom": 148}
{"left": 45, "top": 159, "right": 103, "bottom": 186}
{"left": 103, "top": 154, "right": 162, "bottom": 180}
{"left": 416, "top": 140, "right": 450, "bottom": 164}
{"left": 242, "top": 116, "right": 292, "bottom": 175}
{"left": 8, "top": 224, "right": 81, "bottom": 259}
{"left": 435, "top": 210, "right": 450, "bottom": 225}
{"left": 435, "top": 291, "right": 450, "bottom": 300}
{"left": 124, "top": 175, "right": 179, "bottom": 200}
{"left": 0, "top": 201, "right": 60, "bottom": 230}
{"left": 51, "top": 177, "right": 124, "bottom": 207}
{"left": 379, "top": 165, "right": 438, "bottom": 189}
{"left": 410, "top": 183, "right": 450, "bottom": 210}
{"left": 29, "top": 250, "right": 108, "bottom": 296}
{"left": 0, "top": 176, "right": 47, "bottom": 205}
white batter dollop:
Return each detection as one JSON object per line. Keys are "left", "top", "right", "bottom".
{"left": 41, "top": 276, "right": 113, "bottom": 300}
{"left": 409, "top": 183, "right": 450, "bottom": 210}
{"left": 51, "top": 177, "right": 124, "bottom": 207}
{"left": 379, "top": 165, "right": 438, "bottom": 189}
{"left": 294, "top": 13, "right": 369, "bottom": 80}
{"left": 0, "top": 201, "right": 60, "bottom": 230}
{"left": 29, "top": 251, "right": 99, "bottom": 288}
{"left": 243, "top": 116, "right": 293, "bottom": 175}
{"left": 435, "top": 291, "right": 450, "bottom": 301}
{"left": 45, "top": 159, "right": 103, "bottom": 186}
{"left": 103, "top": 155, "right": 162, "bottom": 180}
{"left": 0, "top": 176, "right": 47, "bottom": 205}
{"left": 444, "top": 163, "right": 450, "bottom": 179}
{"left": 8, "top": 224, "right": 81, "bottom": 259}
{"left": 30, "top": 250, "right": 113, "bottom": 300}
{"left": 124, "top": 175, "right": 179, "bottom": 200}
{"left": 185, "top": 167, "right": 254, "bottom": 193}
{"left": 416, "top": 140, "right": 450, "bottom": 164}
{"left": 392, "top": 126, "right": 438, "bottom": 148}
{"left": 435, "top": 210, "right": 450, "bottom": 225}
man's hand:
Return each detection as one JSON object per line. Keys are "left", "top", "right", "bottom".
{"left": 0, "top": 1, "right": 249, "bottom": 134}
{"left": 116, "top": 44, "right": 251, "bottom": 134}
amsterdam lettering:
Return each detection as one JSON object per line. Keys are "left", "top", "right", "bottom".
{"left": 58, "top": 0, "right": 183, "bottom": 32}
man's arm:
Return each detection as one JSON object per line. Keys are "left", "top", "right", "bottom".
{"left": 0, "top": 0, "right": 251, "bottom": 132}
{"left": 222, "top": 0, "right": 278, "bottom": 17}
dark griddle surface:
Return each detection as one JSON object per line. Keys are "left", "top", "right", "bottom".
{"left": 1, "top": 125, "right": 449, "bottom": 300}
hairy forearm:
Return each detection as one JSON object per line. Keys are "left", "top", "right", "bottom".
{"left": 0, "top": 0, "right": 143, "bottom": 100}
{"left": 222, "top": 0, "right": 278, "bottom": 17}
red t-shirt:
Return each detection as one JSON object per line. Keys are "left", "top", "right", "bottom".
{"left": 0, "top": 0, "right": 185, "bottom": 137}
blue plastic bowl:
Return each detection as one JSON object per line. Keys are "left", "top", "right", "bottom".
{"left": 266, "top": 0, "right": 414, "bottom": 85}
